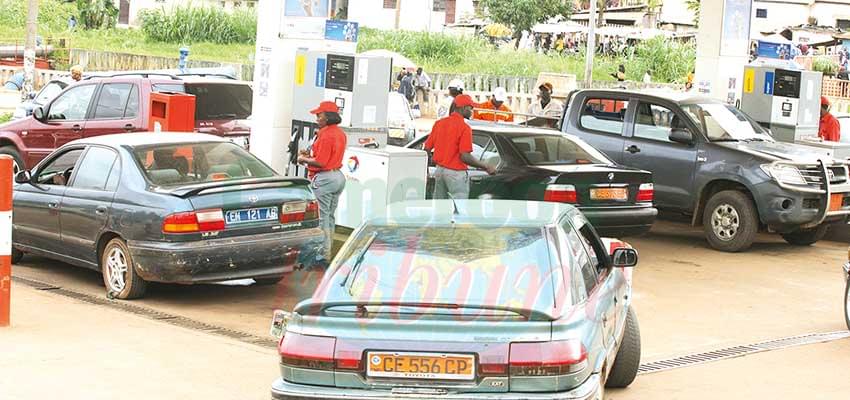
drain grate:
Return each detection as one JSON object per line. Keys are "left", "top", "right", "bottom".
{"left": 12, "top": 276, "right": 277, "bottom": 350}
{"left": 638, "top": 331, "right": 850, "bottom": 374}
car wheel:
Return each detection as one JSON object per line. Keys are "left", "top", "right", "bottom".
{"left": 0, "top": 146, "right": 25, "bottom": 175}
{"left": 11, "top": 247, "right": 23, "bottom": 264}
{"left": 101, "top": 238, "right": 147, "bottom": 300}
{"left": 254, "top": 276, "right": 284, "bottom": 286}
{"left": 780, "top": 224, "right": 829, "bottom": 246}
{"left": 703, "top": 190, "right": 758, "bottom": 252}
{"left": 605, "top": 307, "right": 641, "bottom": 388}
{"left": 845, "top": 279, "right": 850, "bottom": 331}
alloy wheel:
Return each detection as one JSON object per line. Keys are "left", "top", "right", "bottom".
{"left": 105, "top": 247, "right": 129, "bottom": 293}
{"left": 711, "top": 203, "right": 740, "bottom": 242}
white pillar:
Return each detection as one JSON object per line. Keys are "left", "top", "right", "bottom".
{"left": 694, "top": 0, "right": 753, "bottom": 104}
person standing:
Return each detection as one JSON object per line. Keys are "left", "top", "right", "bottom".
{"left": 437, "top": 78, "right": 465, "bottom": 118}
{"left": 413, "top": 67, "right": 431, "bottom": 109}
{"left": 611, "top": 64, "right": 626, "bottom": 82}
{"left": 819, "top": 96, "right": 841, "bottom": 142}
{"left": 398, "top": 71, "right": 415, "bottom": 103}
{"left": 424, "top": 94, "right": 496, "bottom": 199}
{"left": 643, "top": 69, "right": 652, "bottom": 84}
{"left": 297, "top": 101, "right": 347, "bottom": 266}
{"left": 473, "top": 87, "right": 514, "bottom": 122}
{"left": 528, "top": 82, "right": 563, "bottom": 127}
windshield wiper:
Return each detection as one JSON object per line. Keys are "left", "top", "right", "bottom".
{"left": 295, "top": 301, "right": 555, "bottom": 321}
{"left": 340, "top": 231, "right": 378, "bottom": 291}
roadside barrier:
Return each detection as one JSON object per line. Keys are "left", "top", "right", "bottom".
{"left": 0, "top": 155, "right": 12, "bottom": 327}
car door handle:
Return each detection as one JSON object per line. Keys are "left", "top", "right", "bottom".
{"left": 71, "top": 124, "right": 82, "bottom": 132}
{"left": 95, "top": 206, "right": 107, "bottom": 215}
{"left": 625, "top": 145, "right": 640, "bottom": 154}
{"left": 470, "top": 176, "right": 485, "bottom": 182}
{"left": 47, "top": 202, "right": 59, "bottom": 209}
{"left": 124, "top": 124, "right": 135, "bottom": 131}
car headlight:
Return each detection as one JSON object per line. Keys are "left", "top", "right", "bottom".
{"left": 761, "top": 163, "right": 807, "bottom": 186}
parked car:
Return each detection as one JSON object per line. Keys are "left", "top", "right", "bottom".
{"left": 12, "top": 77, "right": 73, "bottom": 120}
{"left": 270, "top": 200, "right": 641, "bottom": 399}
{"left": 562, "top": 89, "right": 850, "bottom": 252}
{"left": 386, "top": 91, "right": 419, "bottom": 146}
{"left": 844, "top": 248, "right": 850, "bottom": 330}
{"left": 407, "top": 124, "right": 657, "bottom": 236}
{"left": 0, "top": 73, "right": 253, "bottom": 173}
{"left": 12, "top": 133, "right": 325, "bottom": 299}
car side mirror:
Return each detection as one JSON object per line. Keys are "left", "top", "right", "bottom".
{"left": 612, "top": 247, "right": 638, "bottom": 267}
{"left": 33, "top": 106, "right": 46, "bottom": 121}
{"left": 669, "top": 128, "right": 693, "bottom": 145}
{"left": 14, "top": 170, "right": 31, "bottom": 184}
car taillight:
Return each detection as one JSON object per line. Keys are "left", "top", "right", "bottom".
{"left": 509, "top": 340, "right": 588, "bottom": 376}
{"left": 637, "top": 183, "right": 654, "bottom": 203}
{"left": 544, "top": 184, "right": 577, "bottom": 203}
{"left": 162, "top": 209, "right": 225, "bottom": 233}
{"left": 279, "top": 333, "right": 336, "bottom": 370}
{"left": 281, "top": 200, "right": 320, "bottom": 223}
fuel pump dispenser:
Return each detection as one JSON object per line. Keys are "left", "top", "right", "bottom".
{"left": 740, "top": 65, "right": 822, "bottom": 143}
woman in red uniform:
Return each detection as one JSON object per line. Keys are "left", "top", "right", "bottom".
{"left": 297, "top": 101, "right": 347, "bottom": 267}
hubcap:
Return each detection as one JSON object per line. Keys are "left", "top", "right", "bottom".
{"left": 711, "top": 203, "right": 740, "bottom": 241}
{"left": 105, "top": 247, "right": 129, "bottom": 293}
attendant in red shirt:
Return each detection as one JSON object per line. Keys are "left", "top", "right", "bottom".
{"left": 819, "top": 96, "right": 841, "bottom": 142}
{"left": 297, "top": 101, "right": 347, "bottom": 265}
{"left": 424, "top": 94, "right": 496, "bottom": 199}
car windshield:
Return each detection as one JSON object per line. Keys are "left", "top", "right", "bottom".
{"left": 511, "top": 135, "right": 610, "bottom": 165}
{"left": 337, "top": 224, "right": 562, "bottom": 317}
{"left": 133, "top": 142, "right": 275, "bottom": 187}
{"left": 388, "top": 94, "right": 413, "bottom": 122}
{"left": 682, "top": 103, "right": 772, "bottom": 142}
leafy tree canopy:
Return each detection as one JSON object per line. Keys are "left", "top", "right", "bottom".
{"left": 479, "top": 0, "right": 572, "bottom": 36}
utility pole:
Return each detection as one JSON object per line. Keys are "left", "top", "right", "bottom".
{"left": 584, "top": 0, "right": 597, "bottom": 87}
{"left": 24, "top": 0, "right": 39, "bottom": 97}
{"left": 395, "top": 0, "right": 402, "bottom": 30}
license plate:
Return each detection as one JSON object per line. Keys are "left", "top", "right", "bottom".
{"left": 225, "top": 207, "right": 278, "bottom": 224}
{"left": 388, "top": 128, "right": 406, "bottom": 139}
{"left": 590, "top": 187, "right": 628, "bottom": 201}
{"left": 366, "top": 352, "right": 475, "bottom": 381}
{"left": 830, "top": 193, "right": 844, "bottom": 211}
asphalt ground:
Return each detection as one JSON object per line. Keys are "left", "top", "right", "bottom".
{"left": 4, "top": 217, "right": 850, "bottom": 399}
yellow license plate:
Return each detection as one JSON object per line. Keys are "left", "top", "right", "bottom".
{"left": 366, "top": 352, "right": 475, "bottom": 380}
{"left": 590, "top": 187, "right": 628, "bottom": 200}
{"left": 830, "top": 193, "right": 844, "bottom": 211}
{"left": 388, "top": 128, "right": 406, "bottom": 139}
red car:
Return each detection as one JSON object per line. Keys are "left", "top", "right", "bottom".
{"left": 0, "top": 73, "right": 252, "bottom": 172}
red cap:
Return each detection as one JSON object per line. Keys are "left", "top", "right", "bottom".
{"left": 821, "top": 96, "right": 830, "bottom": 106}
{"left": 453, "top": 94, "right": 476, "bottom": 108}
{"left": 310, "top": 101, "right": 340, "bottom": 114}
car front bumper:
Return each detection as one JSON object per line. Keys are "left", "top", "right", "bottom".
{"left": 754, "top": 181, "right": 850, "bottom": 231}
{"left": 128, "top": 228, "right": 325, "bottom": 284}
{"left": 579, "top": 205, "right": 658, "bottom": 236}
{"left": 270, "top": 374, "right": 601, "bottom": 400}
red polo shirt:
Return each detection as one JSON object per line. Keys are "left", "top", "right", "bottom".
{"left": 308, "top": 124, "right": 347, "bottom": 178}
{"left": 424, "top": 112, "right": 473, "bottom": 171}
{"left": 819, "top": 112, "right": 841, "bottom": 142}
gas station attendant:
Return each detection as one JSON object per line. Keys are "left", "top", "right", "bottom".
{"left": 424, "top": 94, "right": 496, "bottom": 199}
{"left": 819, "top": 96, "right": 841, "bottom": 142}
{"left": 297, "top": 101, "right": 347, "bottom": 265}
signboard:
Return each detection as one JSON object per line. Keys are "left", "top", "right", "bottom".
{"left": 280, "top": 16, "right": 327, "bottom": 40}
{"left": 284, "top": 0, "right": 329, "bottom": 17}
{"left": 754, "top": 40, "right": 792, "bottom": 60}
{"left": 315, "top": 58, "right": 326, "bottom": 87}
{"left": 720, "top": 0, "right": 752, "bottom": 57}
{"left": 325, "top": 20, "right": 359, "bottom": 42}
{"left": 764, "top": 71, "right": 775, "bottom": 95}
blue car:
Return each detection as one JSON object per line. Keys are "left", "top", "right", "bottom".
{"left": 270, "top": 200, "right": 641, "bottom": 399}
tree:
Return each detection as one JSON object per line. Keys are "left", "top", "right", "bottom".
{"left": 686, "top": 0, "right": 700, "bottom": 26}
{"left": 480, "top": 0, "right": 572, "bottom": 49}
{"left": 76, "top": 0, "right": 118, "bottom": 30}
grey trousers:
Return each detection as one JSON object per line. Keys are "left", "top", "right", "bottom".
{"left": 433, "top": 166, "right": 469, "bottom": 200}
{"left": 311, "top": 170, "right": 345, "bottom": 261}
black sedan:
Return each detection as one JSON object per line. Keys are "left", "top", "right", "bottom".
{"left": 407, "top": 124, "right": 658, "bottom": 236}
{"left": 12, "top": 133, "right": 325, "bottom": 299}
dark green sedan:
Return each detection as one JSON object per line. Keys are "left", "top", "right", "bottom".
{"left": 12, "top": 133, "right": 325, "bottom": 299}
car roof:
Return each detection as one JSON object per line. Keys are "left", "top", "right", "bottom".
{"left": 578, "top": 88, "right": 721, "bottom": 105}
{"left": 66, "top": 132, "right": 227, "bottom": 148}
{"left": 468, "top": 122, "right": 567, "bottom": 137}
{"left": 368, "top": 200, "right": 575, "bottom": 227}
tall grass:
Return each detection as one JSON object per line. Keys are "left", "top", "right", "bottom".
{"left": 0, "top": 0, "right": 76, "bottom": 34}
{"left": 139, "top": 6, "right": 257, "bottom": 45}
{"left": 627, "top": 36, "right": 696, "bottom": 83}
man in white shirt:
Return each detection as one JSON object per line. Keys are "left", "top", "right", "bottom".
{"left": 527, "top": 82, "right": 563, "bottom": 127}
{"left": 437, "top": 79, "right": 465, "bottom": 118}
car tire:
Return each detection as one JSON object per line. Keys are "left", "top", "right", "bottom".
{"left": 605, "top": 307, "right": 641, "bottom": 388}
{"left": 703, "top": 190, "right": 758, "bottom": 252}
{"left": 844, "top": 279, "right": 850, "bottom": 331}
{"left": 780, "top": 224, "right": 829, "bottom": 246}
{"left": 254, "top": 276, "right": 284, "bottom": 286}
{"left": 11, "top": 247, "right": 23, "bottom": 264}
{"left": 0, "top": 146, "right": 25, "bottom": 174}
{"left": 101, "top": 238, "right": 147, "bottom": 300}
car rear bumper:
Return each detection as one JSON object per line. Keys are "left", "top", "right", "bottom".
{"left": 270, "top": 374, "right": 601, "bottom": 400}
{"left": 579, "top": 205, "right": 658, "bottom": 236}
{"left": 128, "top": 228, "right": 325, "bottom": 284}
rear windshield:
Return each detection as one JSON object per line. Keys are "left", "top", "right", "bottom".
{"left": 511, "top": 135, "right": 610, "bottom": 165}
{"left": 153, "top": 82, "right": 252, "bottom": 120}
{"left": 133, "top": 142, "right": 275, "bottom": 186}
{"left": 339, "top": 225, "right": 562, "bottom": 315}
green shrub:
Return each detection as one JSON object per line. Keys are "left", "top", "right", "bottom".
{"left": 139, "top": 6, "right": 257, "bottom": 45}
{"left": 0, "top": 113, "right": 11, "bottom": 124}
{"left": 813, "top": 56, "right": 839, "bottom": 76}
{"left": 0, "top": 0, "right": 76, "bottom": 33}
{"left": 627, "top": 36, "right": 696, "bottom": 83}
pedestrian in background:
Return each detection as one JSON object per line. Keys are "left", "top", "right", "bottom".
{"left": 528, "top": 82, "right": 563, "bottom": 127}
{"left": 437, "top": 78, "right": 465, "bottom": 118}
{"left": 474, "top": 87, "right": 514, "bottom": 122}
{"left": 398, "top": 71, "right": 415, "bottom": 103}
{"left": 424, "top": 94, "right": 496, "bottom": 199}
{"left": 413, "top": 67, "right": 431, "bottom": 110}
{"left": 70, "top": 65, "right": 84, "bottom": 82}
{"left": 611, "top": 64, "right": 626, "bottom": 82}
{"left": 297, "top": 101, "right": 347, "bottom": 267}
{"left": 68, "top": 15, "right": 77, "bottom": 31}
{"left": 643, "top": 69, "right": 652, "bottom": 84}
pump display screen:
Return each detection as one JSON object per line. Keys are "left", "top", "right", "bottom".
{"left": 325, "top": 54, "right": 355, "bottom": 92}
{"left": 772, "top": 69, "right": 801, "bottom": 98}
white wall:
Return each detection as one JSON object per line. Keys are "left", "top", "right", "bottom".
{"left": 751, "top": 0, "right": 850, "bottom": 34}
{"left": 660, "top": 0, "right": 696, "bottom": 26}
{"left": 347, "top": 0, "right": 474, "bottom": 32}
